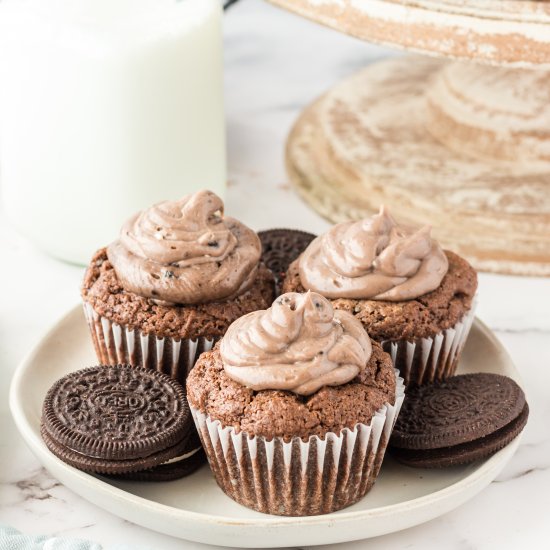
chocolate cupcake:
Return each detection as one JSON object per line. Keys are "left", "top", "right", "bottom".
{"left": 82, "top": 190, "right": 275, "bottom": 384}
{"left": 282, "top": 207, "right": 478, "bottom": 385}
{"left": 187, "top": 291, "right": 404, "bottom": 516}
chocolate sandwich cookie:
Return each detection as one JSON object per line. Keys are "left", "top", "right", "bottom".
{"left": 258, "top": 229, "right": 316, "bottom": 292}
{"left": 109, "top": 430, "right": 206, "bottom": 482}
{"left": 42, "top": 365, "right": 193, "bottom": 476}
{"left": 389, "top": 373, "right": 529, "bottom": 468}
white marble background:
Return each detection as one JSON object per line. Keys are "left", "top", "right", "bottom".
{"left": 1, "top": 1, "right": 550, "bottom": 548}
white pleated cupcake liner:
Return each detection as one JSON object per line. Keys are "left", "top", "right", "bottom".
{"left": 190, "top": 371, "right": 405, "bottom": 516}
{"left": 381, "top": 300, "right": 477, "bottom": 386}
{"left": 83, "top": 302, "right": 215, "bottom": 385}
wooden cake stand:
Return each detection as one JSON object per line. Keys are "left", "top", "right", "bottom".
{"left": 270, "top": 0, "right": 550, "bottom": 275}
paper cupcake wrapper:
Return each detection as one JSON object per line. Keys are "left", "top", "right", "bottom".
{"left": 190, "top": 371, "right": 405, "bottom": 516}
{"left": 83, "top": 302, "right": 215, "bottom": 385}
{"left": 381, "top": 300, "right": 477, "bottom": 386}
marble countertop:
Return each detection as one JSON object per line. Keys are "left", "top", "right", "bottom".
{"left": 1, "top": 1, "right": 550, "bottom": 548}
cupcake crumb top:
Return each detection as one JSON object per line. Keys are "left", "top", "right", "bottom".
{"left": 187, "top": 342, "right": 396, "bottom": 441}
{"left": 82, "top": 248, "right": 274, "bottom": 340}
{"left": 284, "top": 250, "right": 477, "bottom": 341}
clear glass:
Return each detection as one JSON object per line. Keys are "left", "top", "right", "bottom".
{"left": 0, "top": 0, "right": 226, "bottom": 264}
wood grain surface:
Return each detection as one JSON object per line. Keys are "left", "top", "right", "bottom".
{"left": 268, "top": 0, "right": 550, "bottom": 67}
{"left": 286, "top": 57, "right": 550, "bottom": 276}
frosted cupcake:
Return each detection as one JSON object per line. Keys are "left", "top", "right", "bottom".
{"left": 282, "top": 207, "right": 478, "bottom": 385}
{"left": 187, "top": 291, "right": 404, "bottom": 516}
{"left": 82, "top": 190, "right": 274, "bottom": 383}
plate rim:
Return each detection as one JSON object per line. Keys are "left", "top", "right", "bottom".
{"left": 9, "top": 304, "right": 523, "bottom": 544}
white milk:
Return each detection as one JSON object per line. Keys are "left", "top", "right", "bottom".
{"left": 0, "top": 0, "right": 225, "bottom": 264}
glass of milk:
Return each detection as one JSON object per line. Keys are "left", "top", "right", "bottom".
{"left": 0, "top": 0, "right": 225, "bottom": 265}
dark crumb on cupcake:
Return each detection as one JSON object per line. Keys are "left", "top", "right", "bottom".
{"left": 282, "top": 251, "right": 477, "bottom": 341}
{"left": 82, "top": 248, "right": 275, "bottom": 340}
{"left": 187, "top": 343, "right": 396, "bottom": 441}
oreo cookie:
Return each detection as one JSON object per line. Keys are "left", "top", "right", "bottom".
{"left": 258, "top": 229, "right": 316, "bottom": 292}
{"left": 389, "top": 373, "right": 529, "bottom": 468}
{"left": 42, "top": 365, "right": 195, "bottom": 477}
{"left": 109, "top": 430, "right": 206, "bottom": 482}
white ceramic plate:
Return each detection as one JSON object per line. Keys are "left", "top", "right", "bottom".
{"left": 10, "top": 306, "right": 523, "bottom": 548}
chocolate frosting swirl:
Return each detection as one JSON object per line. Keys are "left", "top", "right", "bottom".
{"left": 220, "top": 291, "right": 372, "bottom": 396}
{"left": 107, "top": 190, "right": 261, "bottom": 305}
{"left": 298, "top": 206, "right": 449, "bottom": 301}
